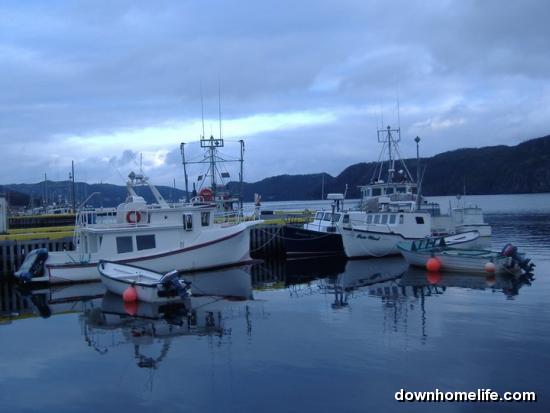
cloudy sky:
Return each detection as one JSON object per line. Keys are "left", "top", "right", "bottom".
{"left": 1, "top": 0, "right": 549, "bottom": 187}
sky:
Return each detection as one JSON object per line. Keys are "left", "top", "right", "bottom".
{"left": 1, "top": 0, "right": 549, "bottom": 187}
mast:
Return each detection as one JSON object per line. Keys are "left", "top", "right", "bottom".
{"left": 209, "top": 136, "right": 217, "bottom": 198}
{"left": 239, "top": 139, "right": 244, "bottom": 211}
{"left": 70, "top": 161, "right": 76, "bottom": 213}
{"left": 180, "top": 143, "right": 190, "bottom": 202}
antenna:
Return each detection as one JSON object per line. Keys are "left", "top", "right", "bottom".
{"left": 218, "top": 79, "right": 222, "bottom": 139}
{"left": 397, "top": 96, "right": 401, "bottom": 132}
{"left": 200, "top": 82, "right": 206, "bottom": 139}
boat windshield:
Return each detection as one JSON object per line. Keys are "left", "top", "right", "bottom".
{"left": 323, "top": 213, "right": 341, "bottom": 222}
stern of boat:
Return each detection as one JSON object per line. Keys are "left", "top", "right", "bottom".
{"left": 14, "top": 248, "right": 49, "bottom": 284}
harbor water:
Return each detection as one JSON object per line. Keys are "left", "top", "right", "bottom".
{"left": 1, "top": 193, "right": 549, "bottom": 412}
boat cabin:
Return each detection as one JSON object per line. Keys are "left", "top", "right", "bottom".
{"left": 345, "top": 210, "right": 432, "bottom": 239}
{"left": 76, "top": 202, "right": 217, "bottom": 257}
{"left": 359, "top": 181, "right": 417, "bottom": 199}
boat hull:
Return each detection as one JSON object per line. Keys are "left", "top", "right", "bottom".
{"left": 22, "top": 225, "right": 252, "bottom": 284}
{"left": 456, "top": 224, "right": 492, "bottom": 238}
{"left": 341, "top": 227, "right": 412, "bottom": 258}
{"left": 100, "top": 274, "right": 182, "bottom": 303}
{"left": 283, "top": 225, "right": 344, "bottom": 256}
{"left": 399, "top": 248, "right": 514, "bottom": 274}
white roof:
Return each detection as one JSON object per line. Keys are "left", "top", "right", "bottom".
{"left": 326, "top": 193, "right": 344, "bottom": 200}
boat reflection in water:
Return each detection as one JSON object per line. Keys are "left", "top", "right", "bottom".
{"left": 79, "top": 265, "right": 256, "bottom": 379}
{"left": 1, "top": 265, "right": 258, "bottom": 379}
{"left": 250, "top": 254, "right": 347, "bottom": 294}
{"left": 321, "top": 257, "right": 408, "bottom": 308}
{"left": 4, "top": 282, "right": 105, "bottom": 321}
{"left": 399, "top": 267, "right": 535, "bottom": 300}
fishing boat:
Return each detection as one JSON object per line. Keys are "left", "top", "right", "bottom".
{"left": 358, "top": 126, "right": 492, "bottom": 242}
{"left": 341, "top": 207, "right": 433, "bottom": 258}
{"left": 397, "top": 238, "right": 534, "bottom": 274}
{"left": 283, "top": 193, "right": 346, "bottom": 256}
{"left": 14, "top": 171, "right": 259, "bottom": 285}
{"left": 98, "top": 261, "right": 191, "bottom": 303}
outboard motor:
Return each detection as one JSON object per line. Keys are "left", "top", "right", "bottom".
{"left": 14, "top": 248, "right": 49, "bottom": 284}
{"left": 501, "top": 243, "right": 535, "bottom": 274}
{"left": 159, "top": 270, "right": 192, "bottom": 300}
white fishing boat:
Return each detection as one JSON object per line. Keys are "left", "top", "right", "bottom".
{"left": 397, "top": 239, "right": 534, "bottom": 274}
{"left": 98, "top": 261, "right": 191, "bottom": 303}
{"left": 14, "top": 172, "right": 259, "bottom": 284}
{"left": 358, "top": 126, "right": 492, "bottom": 241}
{"left": 340, "top": 207, "right": 432, "bottom": 258}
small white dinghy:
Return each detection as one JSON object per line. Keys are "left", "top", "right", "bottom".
{"left": 397, "top": 235, "right": 534, "bottom": 275}
{"left": 98, "top": 261, "right": 191, "bottom": 303}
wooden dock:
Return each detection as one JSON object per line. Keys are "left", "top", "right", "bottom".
{"left": 0, "top": 237, "right": 74, "bottom": 277}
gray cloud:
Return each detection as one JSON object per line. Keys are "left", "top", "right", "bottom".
{"left": 0, "top": 0, "right": 548, "bottom": 185}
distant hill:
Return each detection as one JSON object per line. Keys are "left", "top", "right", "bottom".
{"left": 1, "top": 181, "right": 186, "bottom": 208}
{"left": 2, "top": 134, "right": 550, "bottom": 206}
{"left": 233, "top": 134, "right": 550, "bottom": 200}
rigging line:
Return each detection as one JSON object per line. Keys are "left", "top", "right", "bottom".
{"left": 397, "top": 95, "right": 401, "bottom": 132}
{"left": 392, "top": 143, "right": 415, "bottom": 181}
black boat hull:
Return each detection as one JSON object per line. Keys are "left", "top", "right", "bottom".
{"left": 283, "top": 225, "right": 345, "bottom": 256}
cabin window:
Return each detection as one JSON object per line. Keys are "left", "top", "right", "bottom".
{"left": 397, "top": 187, "right": 406, "bottom": 193}
{"left": 372, "top": 188, "right": 382, "bottom": 196}
{"left": 399, "top": 215, "right": 404, "bottom": 224}
{"left": 136, "top": 235, "right": 156, "bottom": 251}
{"left": 328, "top": 213, "right": 341, "bottom": 221}
{"left": 323, "top": 213, "right": 332, "bottom": 221}
{"left": 373, "top": 215, "right": 380, "bottom": 224}
{"left": 381, "top": 214, "right": 388, "bottom": 224}
{"left": 184, "top": 214, "right": 193, "bottom": 231}
{"left": 342, "top": 214, "right": 350, "bottom": 224}
{"left": 116, "top": 236, "right": 133, "bottom": 254}
{"left": 389, "top": 214, "right": 396, "bottom": 224}
{"left": 315, "top": 212, "right": 323, "bottom": 220}
{"left": 415, "top": 216, "right": 425, "bottom": 224}
{"left": 201, "top": 212, "right": 210, "bottom": 227}
{"left": 366, "top": 215, "right": 373, "bottom": 224}
{"left": 385, "top": 187, "right": 394, "bottom": 194}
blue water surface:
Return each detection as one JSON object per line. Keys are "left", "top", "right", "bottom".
{"left": 1, "top": 194, "right": 549, "bottom": 412}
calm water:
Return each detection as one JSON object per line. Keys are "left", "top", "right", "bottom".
{"left": 1, "top": 194, "right": 550, "bottom": 412}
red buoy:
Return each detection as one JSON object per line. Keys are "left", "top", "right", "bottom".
{"left": 426, "top": 272, "right": 442, "bottom": 285}
{"left": 426, "top": 257, "right": 441, "bottom": 272}
{"left": 484, "top": 262, "right": 496, "bottom": 273}
{"left": 123, "top": 285, "right": 138, "bottom": 302}
{"left": 124, "top": 300, "right": 138, "bottom": 316}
